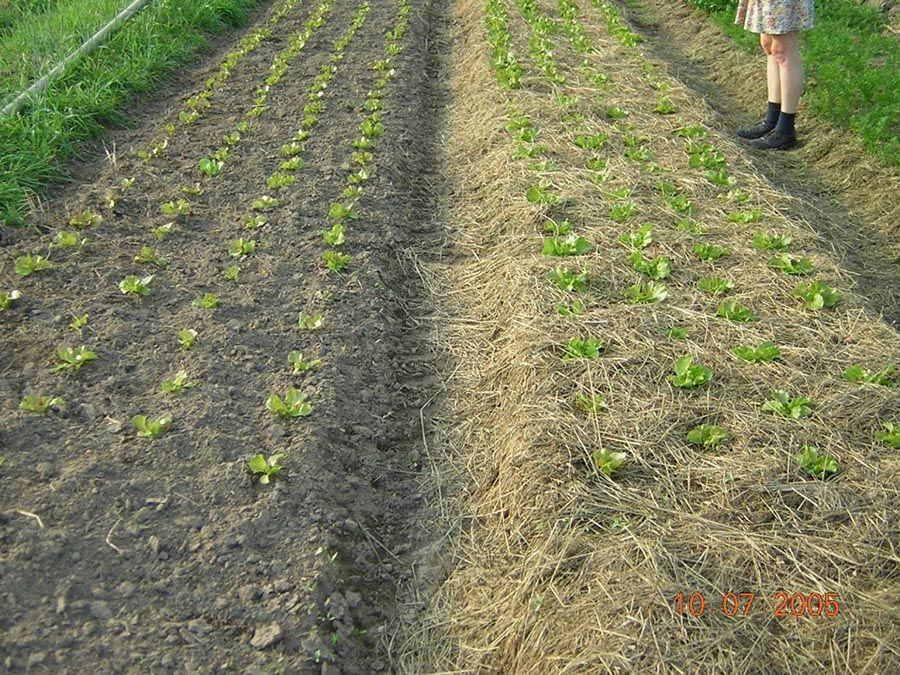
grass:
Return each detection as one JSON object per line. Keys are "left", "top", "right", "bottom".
{"left": 0, "top": 0, "right": 60, "bottom": 35}
{"left": 683, "top": 0, "right": 898, "bottom": 167}
{"left": 0, "top": 0, "right": 261, "bottom": 226}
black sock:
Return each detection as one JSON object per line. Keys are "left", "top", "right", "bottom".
{"left": 775, "top": 111, "right": 796, "bottom": 136}
{"left": 765, "top": 101, "right": 781, "bottom": 127}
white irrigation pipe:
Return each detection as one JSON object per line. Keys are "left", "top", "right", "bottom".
{"left": 1, "top": 0, "right": 154, "bottom": 116}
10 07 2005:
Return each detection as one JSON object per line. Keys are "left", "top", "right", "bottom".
{"left": 674, "top": 592, "right": 840, "bottom": 618}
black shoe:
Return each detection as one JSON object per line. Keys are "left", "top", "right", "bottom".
{"left": 737, "top": 120, "right": 776, "bottom": 140}
{"left": 748, "top": 129, "right": 798, "bottom": 151}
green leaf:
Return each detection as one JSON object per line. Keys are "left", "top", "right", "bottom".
{"left": 547, "top": 266, "right": 589, "bottom": 292}
{"left": 178, "top": 328, "right": 198, "bottom": 349}
{"left": 618, "top": 223, "right": 653, "bottom": 250}
{"left": 795, "top": 445, "right": 838, "bottom": 479}
{"left": 119, "top": 275, "right": 153, "bottom": 296}
{"left": 624, "top": 280, "right": 668, "bottom": 304}
{"left": 767, "top": 253, "right": 813, "bottom": 276}
{"left": 669, "top": 356, "right": 712, "bottom": 389}
{"left": 732, "top": 341, "right": 781, "bottom": 364}
{"left": 593, "top": 449, "right": 626, "bottom": 476}
{"left": 792, "top": 281, "right": 840, "bottom": 310}
{"left": 15, "top": 255, "right": 53, "bottom": 277}
{"left": 716, "top": 300, "right": 755, "bottom": 323}
{"left": 562, "top": 337, "right": 604, "bottom": 361}
{"left": 763, "top": 390, "right": 815, "bottom": 419}
{"left": 842, "top": 365, "right": 896, "bottom": 387}
{"left": 542, "top": 235, "right": 591, "bottom": 257}
{"left": 875, "top": 422, "right": 900, "bottom": 449}
{"left": 698, "top": 277, "right": 734, "bottom": 295}
{"left": 686, "top": 424, "right": 727, "bottom": 448}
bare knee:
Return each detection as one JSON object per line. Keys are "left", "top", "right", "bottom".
{"left": 760, "top": 34, "right": 773, "bottom": 55}
{"left": 769, "top": 33, "right": 798, "bottom": 65}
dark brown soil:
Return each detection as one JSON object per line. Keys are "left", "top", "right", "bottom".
{"left": 0, "top": 0, "right": 452, "bottom": 672}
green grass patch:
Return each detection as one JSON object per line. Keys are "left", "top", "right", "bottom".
{"left": 683, "top": 0, "right": 898, "bottom": 167}
{"left": 0, "top": 0, "right": 261, "bottom": 226}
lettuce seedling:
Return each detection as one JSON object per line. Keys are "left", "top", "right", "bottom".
{"left": 252, "top": 196, "right": 279, "bottom": 212}
{"left": 361, "top": 117, "right": 384, "bottom": 139}
{"left": 585, "top": 157, "right": 607, "bottom": 171}
{"left": 605, "top": 106, "right": 629, "bottom": 120}
{"left": 134, "top": 246, "right": 167, "bottom": 267}
{"left": 15, "top": 255, "right": 53, "bottom": 277}
{"left": 298, "top": 313, "right": 324, "bottom": 330}
{"left": 876, "top": 422, "right": 899, "bottom": 449}
{"left": 624, "top": 280, "right": 668, "bottom": 304}
{"left": 222, "top": 131, "right": 241, "bottom": 147}
{"left": 544, "top": 219, "right": 572, "bottom": 235}
{"left": 178, "top": 328, "right": 198, "bottom": 349}
{"left": 281, "top": 157, "right": 306, "bottom": 172}
{"left": 160, "top": 200, "right": 191, "bottom": 217}
{"left": 669, "top": 356, "right": 712, "bottom": 389}
{"left": 181, "top": 183, "right": 203, "bottom": 196}
{"left": 68, "top": 210, "right": 102, "bottom": 229}
{"left": 69, "top": 313, "right": 88, "bottom": 331}
{"left": 609, "top": 201, "right": 638, "bottom": 223}
{"left": 352, "top": 150, "right": 372, "bottom": 166}
{"left": 676, "top": 217, "right": 704, "bottom": 234}
{"left": 133, "top": 415, "right": 172, "bottom": 439}
{"left": 267, "top": 173, "right": 295, "bottom": 190}
{"left": 654, "top": 98, "right": 677, "bottom": 114}
{"left": 795, "top": 445, "right": 837, "bottom": 479}
{"left": 574, "top": 132, "right": 607, "bottom": 150}
{"left": 593, "top": 448, "right": 626, "bottom": 476}
{"left": 676, "top": 125, "right": 707, "bottom": 139}
{"left": 547, "top": 266, "right": 588, "bottom": 292}
{"left": 629, "top": 252, "right": 670, "bottom": 279}
{"left": 698, "top": 277, "right": 734, "bottom": 295}
{"left": 229, "top": 238, "right": 256, "bottom": 258}
{"left": 525, "top": 184, "right": 560, "bottom": 205}
{"left": 555, "top": 299, "right": 586, "bottom": 316}
{"left": 842, "top": 365, "right": 896, "bottom": 387}
{"left": 542, "top": 234, "right": 590, "bottom": 257}
{"left": 686, "top": 424, "right": 727, "bottom": 448}
{"left": 753, "top": 230, "right": 792, "bottom": 251}
{"left": 562, "top": 337, "right": 604, "bottom": 361}
{"left": 119, "top": 275, "right": 153, "bottom": 296}
{"left": 54, "top": 231, "right": 88, "bottom": 249}
{"left": 289, "top": 351, "right": 321, "bottom": 374}
{"left": 224, "top": 266, "right": 240, "bottom": 282}
{"left": 328, "top": 202, "right": 357, "bottom": 221}
{"left": 162, "top": 370, "right": 195, "bottom": 394}
{"left": 575, "top": 393, "right": 605, "bottom": 414}
{"left": 193, "top": 293, "right": 219, "bottom": 309}
{"left": 0, "top": 290, "right": 20, "bottom": 311}
{"left": 733, "top": 341, "right": 780, "bottom": 363}
{"left": 323, "top": 223, "right": 346, "bottom": 246}
{"left": 198, "top": 158, "right": 224, "bottom": 177}
{"left": 20, "top": 394, "right": 64, "bottom": 414}
{"left": 54, "top": 346, "right": 97, "bottom": 372}
{"left": 618, "top": 223, "right": 653, "bottom": 249}
{"left": 153, "top": 223, "right": 174, "bottom": 241}
{"left": 323, "top": 250, "right": 351, "bottom": 273}
{"left": 768, "top": 253, "right": 813, "bottom": 276}
{"left": 244, "top": 215, "right": 268, "bottom": 229}
{"left": 607, "top": 186, "right": 633, "bottom": 201}
{"left": 716, "top": 300, "right": 755, "bottom": 323}
{"left": 763, "top": 390, "right": 814, "bottom": 419}
{"left": 247, "top": 453, "right": 285, "bottom": 484}
{"left": 266, "top": 388, "right": 312, "bottom": 418}
{"left": 706, "top": 169, "right": 736, "bottom": 187}
{"left": 792, "top": 280, "right": 840, "bottom": 310}
{"left": 666, "top": 194, "right": 694, "bottom": 215}
{"left": 694, "top": 243, "right": 729, "bottom": 262}
{"left": 728, "top": 208, "right": 761, "bottom": 224}
{"left": 667, "top": 327, "right": 689, "bottom": 340}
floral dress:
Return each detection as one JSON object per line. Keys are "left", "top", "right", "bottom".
{"left": 735, "top": 0, "right": 814, "bottom": 34}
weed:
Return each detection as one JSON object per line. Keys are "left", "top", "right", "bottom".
{"left": 763, "top": 390, "right": 815, "bottom": 419}
{"left": 267, "top": 388, "right": 312, "bottom": 418}
{"left": 795, "top": 445, "right": 837, "bottom": 479}
{"left": 669, "top": 356, "right": 712, "bottom": 389}
{"left": 247, "top": 453, "right": 286, "bottom": 484}
{"left": 133, "top": 415, "right": 172, "bottom": 439}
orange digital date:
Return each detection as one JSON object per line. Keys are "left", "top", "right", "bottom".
{"left": 675, "top": 592, "right": 840, "bottom": 618}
